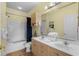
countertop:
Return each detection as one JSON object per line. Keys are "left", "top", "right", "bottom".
{"left": 32, "top": 37, "right": 79, "bottom": 56}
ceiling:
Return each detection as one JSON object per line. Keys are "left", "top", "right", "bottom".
{"left": 7, "top": 2, "right": 39, "bottom": 12}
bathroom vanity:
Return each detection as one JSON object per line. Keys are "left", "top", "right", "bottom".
{"left": 32, "top": 37, "right": 71, "bottom": 56}
{"left": 34, "top": 2, "right": 79, "bottom": 56}
{"left": 32, "top": 36, "right": 79, "bottom": 56}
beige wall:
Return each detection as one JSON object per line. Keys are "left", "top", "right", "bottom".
{"left": 0, "top": 2, "right": 7, "bottom": 29}
{"left": 6, "top": 8, "right": 27, "bottom": 27}
{"left": 7, "top": 8, "right": 27, "bottom": 22}
{"left": 28, "top": 3, "right": 48, "bottom": 36}
{"left": 0, "top": 2, "right": 7, "bottom": 51}
{"left": 7, "top": 8, "right": 27, "bottom": 17}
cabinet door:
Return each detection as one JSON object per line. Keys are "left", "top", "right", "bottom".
{"left": 48, "top": 47, "right": 59, "bottom": 56}
{"left": 32, "top": 39, "right": 49, "bottom": 56}
{"left": 38, "top": 42, "right": 49, "bottom": 56}
{"left": 32, "top": 40, "right": 38, "bottom": 55}
{"left": 32, "top": 39, "right": 40, "bottom": 56}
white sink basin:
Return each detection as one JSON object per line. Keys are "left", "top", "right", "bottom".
{"left": 38, "top": 36, "right": 57, "bottom": 42}
{"left": 53, "top": 42, "right": 79, "bottom": 51}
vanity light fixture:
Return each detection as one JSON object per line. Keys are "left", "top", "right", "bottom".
{"left": 45, "top": 2, "right": 61, "bottom": 10}
{"left": 18, "top": 6, "right": 22, "bottom": 10}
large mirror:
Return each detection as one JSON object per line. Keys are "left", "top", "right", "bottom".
{"left": 40, "top": 2, "right": 78, "bottom": 40}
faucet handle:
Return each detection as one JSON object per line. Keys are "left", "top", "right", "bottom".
{"left": 64, "top": 41, "right": 69, "bottom": 46}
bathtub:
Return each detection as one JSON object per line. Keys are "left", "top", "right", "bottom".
{"left": 5, "top": 41, "right": 26, "bottom": 54}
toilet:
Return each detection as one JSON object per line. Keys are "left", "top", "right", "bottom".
{"left": 25, "top": 42, "right": 32, "bottom": 56}
{"left": 25, "top": 42, "right": 32, "bottom": 52}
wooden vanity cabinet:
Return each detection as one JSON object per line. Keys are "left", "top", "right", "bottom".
{"left": 48, "top": 47, "right": 60, "bottom": 56}
{"left": 32, "top": 39, "right": 71, "bottom": 56}
{"left": 38, "top": 41, "right": 49, "bottom": 56}
{"left": 32, "top": 39, "right": 49, "bottom": 56}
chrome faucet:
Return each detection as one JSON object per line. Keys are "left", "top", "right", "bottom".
{"left": 64, "top": 41, "right": 69, "bottom": 46}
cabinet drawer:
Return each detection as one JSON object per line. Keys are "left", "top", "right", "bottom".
{"left": 39, "top": 42, "right": 49, "bottom": 56}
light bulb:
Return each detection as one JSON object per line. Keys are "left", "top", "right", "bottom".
{"left": 45, "top": 6, "right": 48, "bottom": 10}
{"left": 18, "top": 6, "right": 22, "bottom": 10}
{"left": 49, "top": 2, "right": 55, "bottom": 7}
